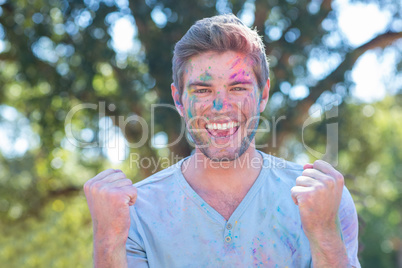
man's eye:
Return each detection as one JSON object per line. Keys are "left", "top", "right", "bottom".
{"left": 231, "top": 87, "right": 246, "bottom": 91}
{"left": 195, "top": 89, "right": 209, "bottom": 93}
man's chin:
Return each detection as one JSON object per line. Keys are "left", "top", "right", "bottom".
{"left": 199, "top": 147, "right": 246, "bottom": 162}
{"left": 192, "top": 131, "right": 255, "bottom": 162}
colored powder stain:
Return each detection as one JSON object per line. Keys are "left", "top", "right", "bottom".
{"left": 187, "top": 108, "right": 193, "bottom": 119}
{"left": 230, "top": 72, "right": 237, "bottom": 79}
{"left": 199, "top": 72, "right": 212, "bottom": 82}
{"left": 230, "top": 57, "right": 241, "bottom": 69}
{"left": 187, "top": 95, "right": 197, "bottom": 119}
{"left": 209, "top": 66, "right": 211, "bottom": 69}
{"left": 213, "top": 98, "right": 223, "bottom": 111}
{"left": 286, "top": 238, "right": 296, "bottom": 255}
{"left": 277, "top": 206, "right": 285, "bottom": 216}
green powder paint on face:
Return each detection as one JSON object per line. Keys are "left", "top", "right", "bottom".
{"left": 199, "top": 72, "right": 212, "bottom": 82}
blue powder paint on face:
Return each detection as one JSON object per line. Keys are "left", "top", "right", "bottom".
{"left": 213, "top": 98, "right": 223, "bottom": 111}
{"left": 186, "top": 95, "right": 196, "bottom": 119}
{"left": 187, "top": 107, "right": 193, "bottom": 119}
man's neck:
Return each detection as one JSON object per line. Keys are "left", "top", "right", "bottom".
{"left": 181, "top": 146, "right": 263, "bottom": 194}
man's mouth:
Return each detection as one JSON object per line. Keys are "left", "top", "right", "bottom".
{"left": 205, "top": 121, "right": 240, "bottom": 138}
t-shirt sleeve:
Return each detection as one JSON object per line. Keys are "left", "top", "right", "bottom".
{"left": 339, "top": 186, "right": 361, "bottom": 268}
{"left": 126, "top": 206, "right": 149, "bottom": 268}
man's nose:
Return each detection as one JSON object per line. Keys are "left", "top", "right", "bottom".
{"left": 211, "top": 90, "right": 234, "bottom": 112}
{"left": 212, "top": 97, "right": 224, "bottom": 112}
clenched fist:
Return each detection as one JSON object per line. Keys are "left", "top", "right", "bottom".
{"left": 291, "top": 160, "right": 344, "bottom": 238}
{"left": 84, "top": 169, "right": 137, "bottom": 267}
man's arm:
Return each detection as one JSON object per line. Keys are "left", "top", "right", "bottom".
{"left": 307, "top": 218, "right": 350, "bottom": 267}
{"left": 291, "top": 160, "right": 353, "bottom": 267}
{"left": 83, "top": 169, "right": 137, "bottom": 268}
{"left": 94, "top": 237, "right": 128, "bottom": 268}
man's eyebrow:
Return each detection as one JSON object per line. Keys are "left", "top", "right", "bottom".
{"left": 187, "top": 81, "right": 212, "bottom": 88}
{"left": 229, "top": 79, "right": 253, "bottom": 86}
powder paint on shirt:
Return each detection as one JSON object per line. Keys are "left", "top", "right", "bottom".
{"left": 127, "top": 152, "right": 361, "bottom": 267}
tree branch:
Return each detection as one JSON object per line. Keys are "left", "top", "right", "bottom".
{"left": 295, "top": 30, "right": 402, "bottom": 125}
{"left": 267, "top": 30, "right": 402, "bottom": 154}
{"left": 48, "top": 186, "right": 82, "bottom": 198}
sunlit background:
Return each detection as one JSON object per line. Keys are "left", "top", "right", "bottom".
{"left": 0, "top": 0, "right": 401, "bottom": 267}
{"left": 2, "top": 0, "right": 400, "bottom": 163}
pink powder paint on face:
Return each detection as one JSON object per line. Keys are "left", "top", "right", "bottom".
{"left": 230, "top": 57, "right": 242, "bottom": 69}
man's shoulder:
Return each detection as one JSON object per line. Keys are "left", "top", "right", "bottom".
{"left": 133, "top": 161, "right": 181, "bottom": 189}
{"left": 131, "top": 160, "right": 185, "bottom": 216}
{"left": 259, "top": 151, "right": 303, "bottom": 188}
{"left": 260, "top": 151, "right": 303, "bottom": 172}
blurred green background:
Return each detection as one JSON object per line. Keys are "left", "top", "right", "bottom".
{"left": 0, "top": 0, "right": 401, "bottom": 267}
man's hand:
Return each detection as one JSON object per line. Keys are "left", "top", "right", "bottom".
{"left": 84, "top": 169, "right": 137, "bottom": 268}
{"left": 291, "top": 160, "right": 343, "bottom": 236}
{"left": 291, "top": 160, "right": 350, "bottom": 267}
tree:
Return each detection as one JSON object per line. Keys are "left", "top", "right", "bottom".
{"left": 301, "top": 95, "right": 402, "bottom": 267}
{"left": 0, "top": 0, "right": 401, "bottom": 266}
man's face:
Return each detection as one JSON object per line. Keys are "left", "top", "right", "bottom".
{"left": 172, "top": 51, "right": 269, "bottom": 161}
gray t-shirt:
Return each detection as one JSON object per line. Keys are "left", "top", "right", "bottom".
{"left": 126, "top": 152, "right": 360, "bottom": 267}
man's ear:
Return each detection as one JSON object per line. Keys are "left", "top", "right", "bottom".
{"left": 171, "top": 83, "right": 184, "bottom": 117}
{"left": 259, "top": 78, "right": 270, "bottom": 113}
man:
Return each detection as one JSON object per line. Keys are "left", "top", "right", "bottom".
{"left": 84, "top": 14, "right": 360, "bottom": 267}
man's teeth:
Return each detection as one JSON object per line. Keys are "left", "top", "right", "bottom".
{"left": 206, "top": 122, "right": 240, "bottom": 130}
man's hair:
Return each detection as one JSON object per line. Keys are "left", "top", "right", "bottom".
{"left": 172, "top": 14, "right": 269, "bottom": 96}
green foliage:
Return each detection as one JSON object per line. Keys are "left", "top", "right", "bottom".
{"left": 341, "top": 97, "right": 402, "bottom": 267}
{"left": 0, "top": 194, "right": 93, "bottom": 267}
{"left": 302, "top": 96, "right": 402, "bottom": 267}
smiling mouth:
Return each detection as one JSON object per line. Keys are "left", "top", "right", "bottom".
{"left": 205, "top": 121, "right": 240, "bottom": 138}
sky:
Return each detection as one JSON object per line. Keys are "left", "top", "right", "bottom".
{"left": 0, "top": 0, "right": 401, "bottom": 163}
